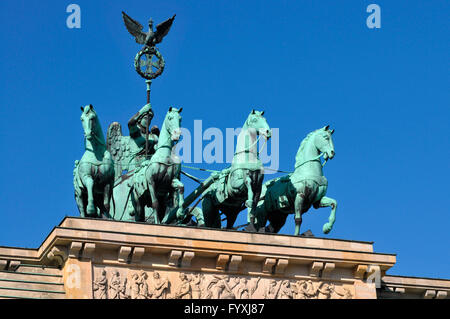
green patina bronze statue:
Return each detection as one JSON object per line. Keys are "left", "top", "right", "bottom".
{"left": 130, "top": 107, "right": 184, "bottom": 224}
{"left": 105, "top": 103, "right": 159, "bottom": 221}
{"left": 122, "top": 11, "right": 175, "bottom": 81}
{"left": 72, "top": 11, "right": 340, "bottom": 236}
{"left": 122, "top": 11, "right": 175, "bottom": 50}
{"left": 74, "top": 105, "right": 115, "bottom": 218}
{"left": 201, "top": 110, "right": 272, "bottom": 230}
{"left": 102, "top": 12, "right": 177, "bottom": 221}
{"left": 253, "top": 126, "right": 337, "bottom": 235}
{"left": 107, "top": 103, "right": 159, "bottom": 178}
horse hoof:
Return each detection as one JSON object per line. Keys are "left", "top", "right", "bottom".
{"left": 265, "top": 225, "right": 275, "bottom": 233}
{"left": 87, "top": 205, "right": 96, "bottom": 216}
{"left": 257, "top": 227, "right": 266, "bottom": 233}
{"left": 245, "top": 223, "right": 257, "bottom": 233}
{"left": 322, "top": 223, "right": 332, "bottom": 234}
{"left": 176, "top": 209, "right": 184, "bottom": 220}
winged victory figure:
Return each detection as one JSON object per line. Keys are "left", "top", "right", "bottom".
{"left": 122, "top": 11, "right": 176, "bottom": 49}
{"left": 106, "top": 103, "right": 159, "bottom": 180}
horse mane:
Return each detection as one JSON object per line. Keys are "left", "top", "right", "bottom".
{"left": 295, "top": 128, "right": 322, "bottom": 163}
{"left": 155, "top": 108, "right": 180, "bottom": 149}
{"left": 298, "top": 129, "right": 320, "bottom": 154}
{"left": 93, "top": 113, "right": 106, "bottom": 143}
{"left": 83, "top": 107, "right": 106, "bottom": 146}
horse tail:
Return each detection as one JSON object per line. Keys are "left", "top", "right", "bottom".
{"left": 110, "top": 186, "right": 116, "bottom": 220}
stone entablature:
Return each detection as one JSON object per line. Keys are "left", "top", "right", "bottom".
{"left": 379, "top": 275, "right": 450, "bottom": 299}
{"left": 0, "top": 217, "right": 448, "bottom": 299}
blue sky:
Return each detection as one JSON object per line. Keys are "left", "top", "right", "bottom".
{"left": 0, "top": 1, "right": 448, "bottom": 279}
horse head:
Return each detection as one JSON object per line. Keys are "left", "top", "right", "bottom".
{"left": 164, "top": 107, "right": 182, "bottom": 142}
{"left": 313, "top": 125, "right": 335, "bottom": 161}
{"left": 245, "top": 109, "right": 272, "bottom": 139}
{"left": 80, "top": 104, "right": 104, "bottom": 145}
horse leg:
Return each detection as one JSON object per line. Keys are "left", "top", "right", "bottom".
{"left": 147, "top": 176, "right": 159, "bottom": 223}
{"left": 266, "top": 212, "right": 288, "bottom": 233}
{"left": 224, "top": 209, "right": 240, "bottom": 229}
{"left": 131, "top": 185, "right": 148, "bottom": 223}
{"left": 131, "top": 190, "right": 142, "bottom": 222}
{"left": 84, "top": 176, "right": 96, "bottom": 217}
{"left": 171, "top": 178, "right": 185, "bottom": 221}
{"left": 138, "top": 197, "right": 147, "bottom": 223}
{"left": 252, "top": 203, "right": 267, "bottom": 232}
{"left": 137, "top": 196, "right": 147, "bottom": 222}
{"left": 202, "top": 195, "right": 221, "bottom": 228}
{"left": 156, "top": 195, "right": 168, "bottom": 225}
{"left": 103, "top": 182, "right": 112, "bottom": 218}
{"left": 249, "top": 172, "right": 264, "bottom": 230}
{"left": 190, "top": 207, "right": 205, "bottom": 227}
{"left": 317, "top": 196, "right": 337, "bottom": 234}
{"left": 73, "top": 169, "right": 86, "bottom": 217}
{"left": 244, "top": 175, "right": 256, "bottom": 225}
{"left": 294, "top": 192, "right": 305, "bottom": 236}
{"left": 74, "top": 192, "right": 86, "bottom": 218}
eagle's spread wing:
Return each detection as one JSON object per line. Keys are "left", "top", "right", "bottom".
{"left": 122, "top": 11, "right": 147, "bottom": 45}
{"left": 154, "top": 14, "right": 176, "bottom": 44}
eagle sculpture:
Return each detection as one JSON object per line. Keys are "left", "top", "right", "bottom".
{"left": 122, "top": 11, "right": 176, "bottom": 48}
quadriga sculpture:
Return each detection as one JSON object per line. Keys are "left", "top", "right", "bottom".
{"left": 254, "top": 126, "right": 337, "bottom": 235}
{"left": 74, "top": 105, "right": 115, "bottom": 218}
{"left": 201, "top": 110, "right": 272, "bottom": 230}
{"left": 131, "top": 107, "right": 184, "bottom": 224}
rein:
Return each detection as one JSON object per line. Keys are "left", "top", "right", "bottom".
{"left": 294, "top": 152, "right": 328, "bottom": 170}
{"left": 233, "top": 135, "right": 262, "bottom": 157}
{"left": 233, "top": 129, "right": 270, "bottom": 158}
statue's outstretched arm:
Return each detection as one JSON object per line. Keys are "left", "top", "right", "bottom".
{"left": 128, "top": 103, "right": 153, "bottom": 136}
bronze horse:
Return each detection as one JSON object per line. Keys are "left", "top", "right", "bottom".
{"left": 201, "top": 110, "right": 272, "bottom": 229}
{"left": 74, "top": 105, "right": 115, "bottom": 218}
{"left": 254, "top": 126, "right": 337, "bottom": 235}
{"left": 131, "top": 107, "right": 184, "bottom": 224}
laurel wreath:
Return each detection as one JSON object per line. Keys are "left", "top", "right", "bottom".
{"left": 134, "top": 47, "right": 165, "bottom": 80}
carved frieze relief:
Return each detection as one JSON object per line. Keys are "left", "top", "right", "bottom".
{"left": 92, "top": 266, "right": 354, "bottom": 299}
